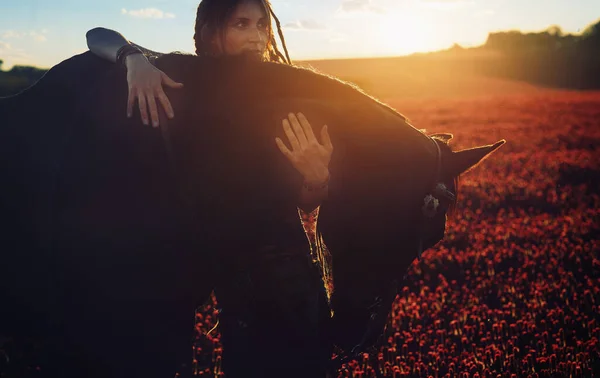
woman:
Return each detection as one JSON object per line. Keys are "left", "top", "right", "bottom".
{"left": 86, "top": 0, "right": 335, "bottom": 377}
{"left": 86, "top": 0, "right": 290, "bottom": 128}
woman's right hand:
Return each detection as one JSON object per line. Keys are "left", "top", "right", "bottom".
{"left": 125, "top": 53, "right": 184, "bottom": 127}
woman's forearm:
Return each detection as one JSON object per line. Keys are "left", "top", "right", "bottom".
{"left": 86, "top": 27, "right": 131, "bottom": 63}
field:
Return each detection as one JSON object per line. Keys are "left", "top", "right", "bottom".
{"left": 193, "top": 59, "right": 600, "bottom": 377}
{"left": 1, "top": 56, "right": 597, "bottom": 378}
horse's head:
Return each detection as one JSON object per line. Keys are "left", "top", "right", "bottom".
{"left": 322, "top": 129, "right": 505, "bottom": 356}
{"left": 419, "top": 133, "right": 505, "bottom": 256}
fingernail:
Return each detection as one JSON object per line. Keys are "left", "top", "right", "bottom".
{"left": 153, "top": 121, "right": 159, "bottom": 128}
{"left": 127, "top": 113, "right": 131, "bottom": 118}
{"left": 168, "top": 112, "right": 174, "bottom": 118}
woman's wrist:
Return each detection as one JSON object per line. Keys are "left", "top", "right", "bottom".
{"left": 303, "top": 168, "right": 330, "bottom": 186}
{"left": 124, "top": 52, "right": 149, "bottom": 70}
{"left": 299, "top": 171, "right": 329, "bottom": 213}
{"left": 118, "top": 44, "right": 144, "bottom": 67}
{"left": 302, "top": 173, "right": 330, "bottom": 192}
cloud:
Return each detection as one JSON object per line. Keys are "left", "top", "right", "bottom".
{"left": 1, "top": 29, "right": 48, "bottom": 42}
{"left": 0, "top": 40, "right": 12, "bottom": 51}
{"left": 120, "top": 8, "right": 175, "bottom": 19}
{"left": 2, "top": 30, "right": 22, "bottom": 39}
{"left": 283, "top": 20, "right": 327, "bottom": 31}
{"left": 337, "top": 0, "right": 385, "bottom": 14}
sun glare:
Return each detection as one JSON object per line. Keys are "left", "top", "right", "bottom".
{"left": 377, "top": 12, "right": 441, "bottom": 56}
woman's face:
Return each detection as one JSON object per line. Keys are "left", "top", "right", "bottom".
{"left": 215, "top": 1, "right": 269, "bottom": 60}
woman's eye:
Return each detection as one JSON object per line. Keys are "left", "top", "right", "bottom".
{"left": 257, "top": 22, "right": 268, "bottom": 31}
{"left": 234, "top": 21, "right": 248, "bottom": 28}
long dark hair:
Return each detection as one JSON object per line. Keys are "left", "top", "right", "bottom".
{"left": 193, "top": 0, "right": 291, "bottom": 64}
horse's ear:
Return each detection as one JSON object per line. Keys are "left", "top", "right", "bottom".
{"left": 448, "top": 140, "right": 506, "bottom": 177}
{"left": 430, "top": 133, "right": 453, "bottom": 144}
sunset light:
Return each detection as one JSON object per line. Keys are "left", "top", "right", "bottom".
{"left": 1, "top": 0, "right": 600, "bottom": 377}
{"left": 1, "top": 0, "right": 598, "bottom": 68}
{"left": 375, "top": 11, "right": 440, "bottom": 56}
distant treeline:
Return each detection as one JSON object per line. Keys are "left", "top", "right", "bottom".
{"left": 1, "top": 18, "right": 600, "bottom": 96}
{"left": 474, "top": 19, "right": 600, "bottom": 89}
{"left": 0, "top": 60, "right": 47, "bottom": 97}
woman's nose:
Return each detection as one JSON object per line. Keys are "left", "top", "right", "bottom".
{"left": 249, "top": 28, "right": 265, "bottom": 42}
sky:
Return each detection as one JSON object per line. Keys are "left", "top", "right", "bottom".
{"left": 0, "top": 0, "right": 599, "bottom": 69}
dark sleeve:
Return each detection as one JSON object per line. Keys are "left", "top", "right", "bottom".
{"left": 86, "top": 27, "right": 164, "bottom": 64}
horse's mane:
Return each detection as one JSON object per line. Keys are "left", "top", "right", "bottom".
{"left": 149, "top": 52, "right": 442, "bottom": 227}
{"left": 153, "top": 53, "right": 434, "bottom": 185}
{"left": 155, "top": 53, "right": 411, "bottom": 122}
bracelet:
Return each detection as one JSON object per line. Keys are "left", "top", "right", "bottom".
{"left": 303, "top": 175, "right": 330, "bottom": 192}
{"left": 116, "top": 44, "right": 143, "bottom": 66}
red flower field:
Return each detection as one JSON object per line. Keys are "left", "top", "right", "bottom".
{"left": 193, "top": 89, "right": 600, "bottom": 377}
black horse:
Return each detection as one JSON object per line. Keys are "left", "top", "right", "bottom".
{"left": 0, "top": 52, "right": 504, "bottom": 377}
{"left": 0, "top": 53, "right": 215, "bottom": 378}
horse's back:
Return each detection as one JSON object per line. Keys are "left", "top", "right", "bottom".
{"left": 0, "top": 52, "right": 209, "bottom": 378}
{"left": 0, "top": 51, "right": 114, "bottom": 223}
{"left": 0, "top": 51, "right": 114, "bottom": 288}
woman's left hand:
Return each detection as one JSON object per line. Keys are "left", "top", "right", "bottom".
{"left": 275, "top": 112, "right": 333, "bottom": 183}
